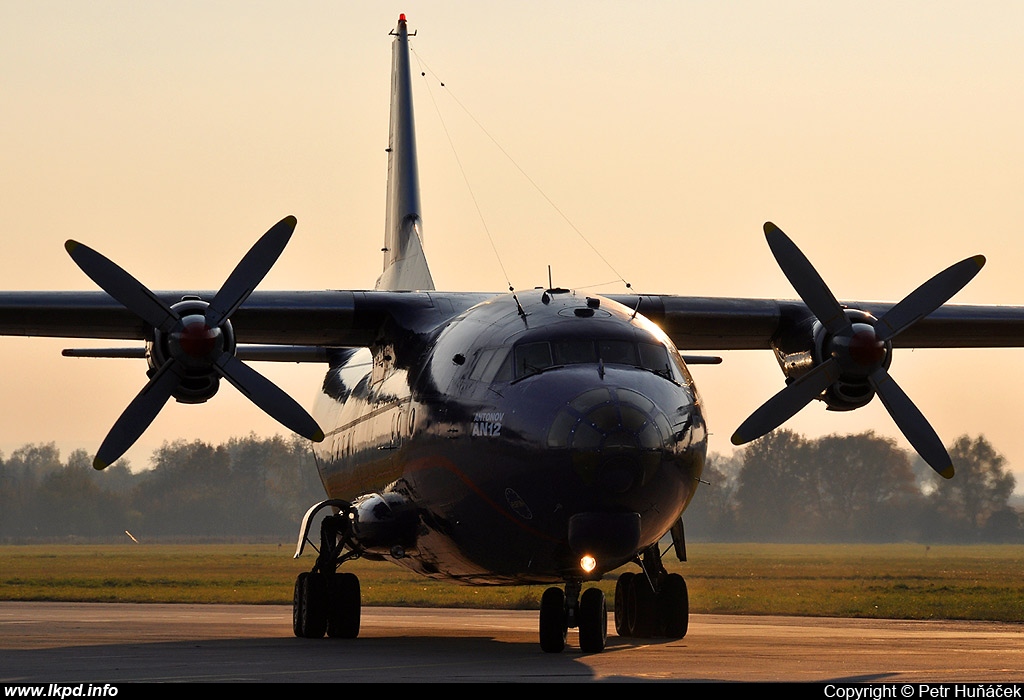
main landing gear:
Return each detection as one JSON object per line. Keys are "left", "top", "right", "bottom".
{"left": 613, "top": 544, "right": 688, "bottom": 640}
{"left": 293, "top": 504, "right": 363, "bottom": 639}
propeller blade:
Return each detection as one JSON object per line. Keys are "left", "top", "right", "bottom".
{"left": 65, "top": 241, "right": 181, "bottom": 333}
{"left": 205, "top": 216, "right": 297, "bottom": 327}
{"left": 93, "top": 359, "right": 184, "bottom": 470}
{"left": 873, "top": 255, "right": 986, "bottom": 342}
{"left": 764, "top": 222, "right": 850, "bottom": 335}
{"left": 868, "top": 367, "right": 954, "bottom": 479}
{"left": 732, "top": 358, "right": 840, "bottom": 445}
{"left": 214, "top": 353, "right": 324, "bottom": 442}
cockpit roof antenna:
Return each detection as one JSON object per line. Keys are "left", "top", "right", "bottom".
{"left": 510, "top": 286, "right": 526, "bottom": 318}
{"left": 628, "top": 282, "right": 644, "bottom": 320}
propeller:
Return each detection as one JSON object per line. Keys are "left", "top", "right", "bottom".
{"left": 66, "top": 216, "right": 324, "bottom": 470}
{"left": 731, "top": 221, "right": 985, "bottom": 479}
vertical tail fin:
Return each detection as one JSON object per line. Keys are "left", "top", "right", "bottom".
{"left": 376, "top": 14, "right": 435, "bottom": 292}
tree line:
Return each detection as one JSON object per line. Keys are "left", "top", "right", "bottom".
{"left": 0, "top": 430, "right": 1019, "bottom": 543}
{"left": 0, "top": 435, "right": 325, "bottom": 542}
{"left": 685, "top": 431, "right": 1020, "bottom": 543}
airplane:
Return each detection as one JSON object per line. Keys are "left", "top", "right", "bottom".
{"left": 3, "top": 13, "right": 1024, "bottom": 653}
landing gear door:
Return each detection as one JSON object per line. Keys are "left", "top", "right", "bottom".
{"left": 670, "top": 518, "right": 686, "bottom": 562}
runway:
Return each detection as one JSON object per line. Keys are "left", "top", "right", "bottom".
{"left": 1, "top": 602, "right": 1022, "bottom": 683}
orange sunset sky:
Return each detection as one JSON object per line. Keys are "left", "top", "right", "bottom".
{"left": 2, "top": 2, "right": 1024, "bottom": 491}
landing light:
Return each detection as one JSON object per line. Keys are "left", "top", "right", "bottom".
{"left": 580, "top": 555, "right": 597, "bottom": 573}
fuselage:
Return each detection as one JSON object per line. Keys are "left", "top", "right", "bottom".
{"left": 311, "top": 288, "right": 707, "bottom": 585}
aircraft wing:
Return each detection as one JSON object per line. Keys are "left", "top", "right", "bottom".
{"left": 615, "top": 295, "right": 1024, "bottom": 351}
{"left": 3, "top": 286, "right": 1023, "bottom": 474}
{"left": 0, "top": 290, "right": 493, "bottom": 346}
{"left": 3, "top": 289, "right": 1023, "bottom": 352}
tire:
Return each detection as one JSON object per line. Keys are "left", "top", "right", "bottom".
{"left": 294, "top": 571, "right": 328, "bottom": 639}
{"left": 658, "top": 573, "right": 689, "bottom": 639}
{"left": 327, "top": 572, "right": 361, "bottom": 639}
{"left": 627, "top": 573, "right": 657, "bottom": 638}
{"left": 614, "top": 572, "right": 634, "bottom": 637}
{"left": 539, "top": 586, "right": 567, "bottom": 653}
{"left": 578, "top": 587, "right": 608, "bottom": 653}
{"left": 292, "top": 573, "right": 306, "bottom": 637}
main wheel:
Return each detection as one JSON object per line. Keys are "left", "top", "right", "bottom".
{"left": 578, "top": 587, "right": 608, "bottom": 653}
{"left": 327, "top": 572, "right": 361, "bottom": 639}
{"left": 613, "top": 572, "right": 634, "bottom": 636}
{"left": 658, "top": 572, "right": 689, "bottom": 638}
{"left": 292, "top": 573, "right": 305, "bottom": 637}
{"left": 293, "top": 571, "right": 328, "bottom": 639}
{"left": 539, "top": 586, "right": 568, "bottom": 653}
{"left": 627, "top": 573, "right": 657, "bottom": 638}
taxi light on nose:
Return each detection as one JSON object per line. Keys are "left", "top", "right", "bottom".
{"left": 580, "top": 555, "right": 597, "bottom": 573}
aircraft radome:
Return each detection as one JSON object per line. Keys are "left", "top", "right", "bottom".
{"left": 3, "top": 14, "right": 1024, "bottom": 653}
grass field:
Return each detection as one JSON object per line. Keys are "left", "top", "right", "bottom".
{"left": 2, "top": 543, "right": 1022, "bottom": 622}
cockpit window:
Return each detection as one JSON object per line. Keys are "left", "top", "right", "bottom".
{"left": 512, "top": 337, "right": 685, "bottom": 382}
{"left": 552, "top": 340, "right": 597, "bottom": 365}
{"left": 638, "top": 342, "right": 672, "bottom": 378}
{"left": 469, "top": 347, "right": 512, "bottom": 384}
{"left": 638, "top": 341, "right": 690, "bottom": 383}
{"left": 598, "top": 340, "right": 637, "bottom": 366}
{"left": 515, "top": 342, "right": 554, "bottom": 378}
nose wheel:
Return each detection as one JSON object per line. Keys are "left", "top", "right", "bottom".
{"left": 539, "top": 587, "right": 568, "bottom": 652}
{"left": 539, "top": 582, "right": 609, "bottom": 653}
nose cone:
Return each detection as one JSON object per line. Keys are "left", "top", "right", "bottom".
{"left": 546, "top": 385, "right": 677, "bottom": 494}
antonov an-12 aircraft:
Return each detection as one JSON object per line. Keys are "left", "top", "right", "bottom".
{"left": 3, "top": 14, "right": 1024, "bottom": 653}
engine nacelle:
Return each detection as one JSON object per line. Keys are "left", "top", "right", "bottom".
{"left": 771, "top": 308, "right": 892, "bottom": 413}
{"left": 145, "top": 296, "right": 237, "bottom": 405}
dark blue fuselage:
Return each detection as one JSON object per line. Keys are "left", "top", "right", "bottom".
{"left": 311, "top": 289, "right": 707, "bottom": 584}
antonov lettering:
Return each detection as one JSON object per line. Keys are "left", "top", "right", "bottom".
{"left": 471, "top": 412, "right": 504, "bottom": 437}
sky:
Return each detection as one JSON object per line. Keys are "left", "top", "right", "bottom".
{"left": 2, "top": 2, "right": 1024, "bottom": 490}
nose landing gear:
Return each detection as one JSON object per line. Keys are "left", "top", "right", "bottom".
{"left": 539, "top": 580, "right": 609, "bottom": 653}
{"left": 538, "top": 542, "right": 688, "bottom": 653}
